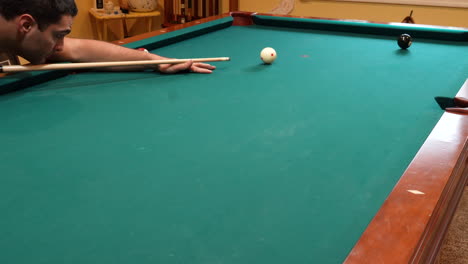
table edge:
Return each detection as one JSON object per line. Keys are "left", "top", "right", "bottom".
{"left": 115, "top": 11, "right": 468, "bottom": 46}
{"left": 345, "top": 79, "right": 468, "bottom": 263}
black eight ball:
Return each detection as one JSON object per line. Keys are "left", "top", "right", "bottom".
{"left": 398, "top": 33, "right": 412, "bottom": 49}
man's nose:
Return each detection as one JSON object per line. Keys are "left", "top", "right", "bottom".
{"left": 54, "top": 39, "right": 64, "bottom": 52}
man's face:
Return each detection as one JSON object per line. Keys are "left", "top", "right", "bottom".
{"left": 19, "top": 15, "right": 73, "bottom": 64}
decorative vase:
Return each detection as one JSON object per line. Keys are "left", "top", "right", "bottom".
{"left": 127, "top": 0, "right": 157, "bottom": 12}
{"left": 104, "top": 1, "right": 114, "bottom": 14}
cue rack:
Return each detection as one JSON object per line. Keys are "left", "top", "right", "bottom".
{"left": 163, "top": 0, "right": 221, "bottom": 26}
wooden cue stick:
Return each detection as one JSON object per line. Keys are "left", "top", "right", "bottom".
{"left": 176, "top": 0, "right": 179, "bottom": 19}
{"left": 0, "top": 57, "right": 230, "bottom": 73}
{"left": 173, "top": 0, "right": 176, "bottom": 22}
{"left": 174, "top": 0, "right": 176, "bottom": 16}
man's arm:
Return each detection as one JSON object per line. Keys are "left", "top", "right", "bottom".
{"left": 47, "top": 37, "right": 215, "bottom": 73}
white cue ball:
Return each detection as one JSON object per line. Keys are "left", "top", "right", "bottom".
{"left": 260, "top": 47, "right": 277, "bottom": 64}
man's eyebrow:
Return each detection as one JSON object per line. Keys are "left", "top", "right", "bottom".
{"left": 55, "top": 29, "right": 72, "bottom": 35}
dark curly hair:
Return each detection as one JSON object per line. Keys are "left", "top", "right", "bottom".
{"left": 0, "top": 0, "right": 78, "bottom": 31}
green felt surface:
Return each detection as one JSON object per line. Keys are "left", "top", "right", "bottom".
{"left": 1, "top": 18, "right": 468, "bottom": 264}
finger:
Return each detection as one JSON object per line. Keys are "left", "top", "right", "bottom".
{"left": 193, "top": 63, "right": 216, "bottom": 70}
{"left": 191, "top": 66, "right": 213, "bottom": 74}
{"left": 164, "top": 60, "right": 193, "bottom": 74}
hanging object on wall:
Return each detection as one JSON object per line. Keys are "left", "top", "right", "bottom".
{"left": 128, "top": 0, "right": 157, "bottom": 12}
{"left": 270, "top": 0, "right": 294, "bottom": 15}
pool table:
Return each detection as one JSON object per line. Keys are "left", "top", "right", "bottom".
{"left": 1, "top": 12, "right": 468, "bottom": 264}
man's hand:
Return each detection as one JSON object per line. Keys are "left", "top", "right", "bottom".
{"left": 157, "top": 60, "right": 216, "bottom": 74}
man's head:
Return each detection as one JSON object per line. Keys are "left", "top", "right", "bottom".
{"left": 0, "top": 0, "right": 78, "bottom": 64}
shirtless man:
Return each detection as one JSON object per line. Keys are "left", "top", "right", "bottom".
{"left": 0, "top": 0, "right": 215, "bottom": 73}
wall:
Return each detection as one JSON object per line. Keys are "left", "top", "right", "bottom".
{"left": 69, "top": 0, "right": 93, "bottom": 39}
{"left": 70, "top": 0, "right": 468, "bottom": 40}
{"left": 239, "top": 0, "right": 468, "bottom": 27}
{"left": 70, "top": 0, "right": 163, "bottom": 40}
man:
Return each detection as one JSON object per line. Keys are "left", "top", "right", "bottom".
{"left": 0, "top": 0, "right": 215, "bottom": 73}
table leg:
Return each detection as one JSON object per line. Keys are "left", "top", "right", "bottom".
{"left": 91, "top": 16, "right": 102, "bottom": 41}
{"left": 96, "top": 20, "right": 103, "bottom": 40}
{"left": 123, "top": 18, "right": 129, "bottom": 38}
{"left": 118, "top": 19, "right": 123, "bottom": 39}
{"left": 102, "top": 21, "right": 108, "bottom": 41}
{"left": 148, "top": 17, "right": 153, "bottom": 32}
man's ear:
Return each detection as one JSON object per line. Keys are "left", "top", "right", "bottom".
{"left": 17, "top": 14, "right": 36, "bottom": 33}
